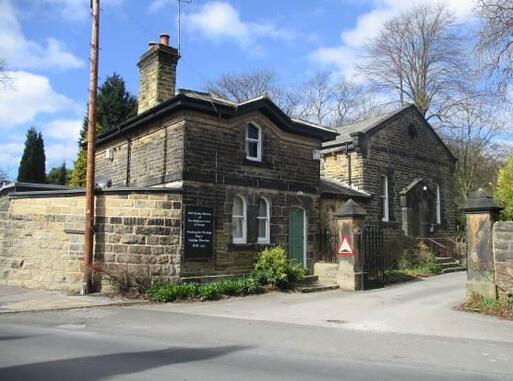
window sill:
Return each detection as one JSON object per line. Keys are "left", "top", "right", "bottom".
{"left": 243, "top": 158, "right": 269, "bottom": 168}
{"left": 228, "top": 242, "right": 273, "bottom": 251}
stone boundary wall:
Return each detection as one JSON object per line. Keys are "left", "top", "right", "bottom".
{"left": 493, "top": 222, "right": 513, "bottom": 297}
{"left": 0, "top": 189, "right": 182, "bottom": 292}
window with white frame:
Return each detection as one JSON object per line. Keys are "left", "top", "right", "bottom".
{"left": 245, "top": 124, "right": 262, "bottom": 161}
{"left": 257, "top": 197, "right": 270, "bottom": 244}
{"left": 381, "top": 175, "right": 389, "bottom": 222}
{"left": 435, "top": 183, "right": 441, "bottom": 224}
{"left": 232, "top": 195, "right": 247, "bottom": 244}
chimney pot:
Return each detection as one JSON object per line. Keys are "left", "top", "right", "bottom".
{"left": 160, "top": 33, "right": 170, "bottom": 46}
{"left": 148, "top": 41, "right": 157, "bottom": 50}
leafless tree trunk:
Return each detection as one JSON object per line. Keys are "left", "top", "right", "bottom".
{"left": 360, "top": 4, "right": 467, "bottom": 120}
{"left": 476, "top": 0, "right": 513, "bottom": 89}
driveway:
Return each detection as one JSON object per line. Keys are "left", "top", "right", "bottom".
{"left": 142, "top": 271, "right": 513, "bottom": 342}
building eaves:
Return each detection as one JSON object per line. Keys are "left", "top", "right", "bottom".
{"left": 320, "top": 177, "right": 371, "bottom": 199}
{"left": 97, "top": 92, "right": 338, "bottom": 145}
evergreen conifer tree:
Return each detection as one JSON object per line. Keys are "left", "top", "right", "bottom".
{"left": 47, "top": 162, "right": 68, "bottom": 185}
{"left": 69, "top": 73, "right": 137, "bottom": 187}
{"left": 17, "top": 127, "right": 46, "bottom": 183}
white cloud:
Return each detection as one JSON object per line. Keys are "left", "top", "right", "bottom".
{"left": 44, "top": 119, "right": 82, "bottom": 142}
{"left": 45, "top": 142, "right": 78, "bottom": 167}
{"left": 311, "top": 0, "right": 476, "bottom": 77}
{"left": 0, "top": 141, "right": 24, "bottom": 172}
{"left": 0, "top": 0, "right": 84, "bottom": 70}
{"left": 149, "top": 0, "right": 173, "bottom": 13}
{"left": 184, "top": 1, "right": 295, "bottom": 48}
{"left": 39, "top": 0, "right": 125, "bottom": 22}
{"left": 0, "top": 71, "right": 74, "bottom": 127}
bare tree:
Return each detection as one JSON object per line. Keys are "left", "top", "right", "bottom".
{"left": 205, "top": 70, "right": 388, "bottom": 127}
{"left": 333, "top": 80, "right": 387, "bottom": 125}
{"left": 204, "top": 69, "right": 301, "bottom": 116}
{"left": 299, "top": 72, "right": 336, "bottom": 126}
{"left": 441, "top": 92, "right": 509, "bottom": 200}
{"left": 0, "top": 58, "right": 11, "bottom": 91}
{"left": 360, "top": 4, "right": 467, "bottom": 120}
{"left": 0, "top": 167, "right": 10, "bottom": 185}
{"left": 476, "top": 0, "right": 513, "bottom": 89}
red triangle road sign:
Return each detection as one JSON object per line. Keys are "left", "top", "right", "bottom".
{"left": 338, "top": 236, "right": 353, "bottom": 256}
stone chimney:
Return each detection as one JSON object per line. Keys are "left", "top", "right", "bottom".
{"left": 137, "top": 33, "right": 180, "bottom": 114}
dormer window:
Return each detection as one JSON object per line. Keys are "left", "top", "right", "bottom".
{"left": 245, "top": 124, "right": 262, "bottom": 161}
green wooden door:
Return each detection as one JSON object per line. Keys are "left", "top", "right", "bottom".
{"left": 288, "top": 209, "right": 305, "bottom": 267}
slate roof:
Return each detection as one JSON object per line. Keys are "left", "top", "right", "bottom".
{"left": 97, "top": 90, "right": 337, "bottom": 145}
{"left": 322, "top": 104, "right": 411, "bottom": 149}
{"left": 319, "top": 177, "right": 371, "bottom": 198}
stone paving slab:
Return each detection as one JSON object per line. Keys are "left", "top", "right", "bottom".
{"left": 0, "top": 286, "right": 145, "bottom": 314}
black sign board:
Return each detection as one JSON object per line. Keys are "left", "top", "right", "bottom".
{"left": 184, "top": 206, "right": 213, "bottom": 259}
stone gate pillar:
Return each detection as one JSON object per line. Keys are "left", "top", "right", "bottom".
{"left": 461, "top": 189, "right": 503, "bottom": 298}
{"left": 334, "top": 199, "right": 366, "bottom": 291}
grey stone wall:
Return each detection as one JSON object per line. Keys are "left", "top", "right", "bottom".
{"left": 182, "top": 181, "right": 320, "bottom": 275}
{"left": 493, "top": 222, "right": 513, "bottom": 297}
{"left": 98, "top": 110, "right": 325, "bottom": 276}
{"left": 183, "top": 112, "right": 321, "bottom": 193}
{"left": 96, "top": 116, "right": 185, "bottom": 187}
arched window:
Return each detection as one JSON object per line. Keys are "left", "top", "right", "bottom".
{"left": 245, "top": 124, "right": 262, "bottom": 161}
{"left": 257, "top": 197, "right": 270, "bottom": 244}
{"left": 232, "top": 195, "right": 247, "bottom": 244}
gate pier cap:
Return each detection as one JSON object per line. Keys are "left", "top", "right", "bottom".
{"left": 335, "top": 199, "right": 367, "bottom": 219}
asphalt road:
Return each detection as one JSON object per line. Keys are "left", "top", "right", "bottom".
{"left": 1, "top": 273, "right": 512, "bottom": 380}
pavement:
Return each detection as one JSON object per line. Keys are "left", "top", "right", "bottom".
{"left": 0, "top": 285, "right": 143, "bottom": 314}
{"left": 1, "top": 272, "right": 513, "bottom": 380}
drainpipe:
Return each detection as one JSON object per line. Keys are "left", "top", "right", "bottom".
{"left": 345, "top": 142, "right": 352, "bottom": 186}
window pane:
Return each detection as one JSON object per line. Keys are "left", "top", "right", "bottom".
{"left": 232, "top": 217, "right": 243, "bottom": 238}
{"left": 258, "top": 199, "right": 267, "bottom": 217}
{"left": 258, "top": 218, "right": 266, "bottom": 238}
{"left": 233, "top": 197, "right": 242, "bottom": 215}
{"left": 247, "top": 125, "right": 259, "bottom": 139}
{"left": 247, "top": 142, "right": 258, "bottom": 158}
{"left": 381, "top": 176, "right": 387, "bottom": 196}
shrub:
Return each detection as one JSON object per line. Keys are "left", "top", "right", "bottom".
{"left": 250, "top": 246, "right": 305, "bottom": 289}
{"left": 146, "top": 276, "right": 264, "bottom": 303}
{"left": 94, "top": 264, "right": 152, "bottom": 297}
{"left": 495, "top": 155, "right": 513, "bottom": 221}
{"left": 147, "top": 282, "right": 200, "bottom": 302}
{"left": 146, "top": 245, "right": 304, "bottom": 303}
{"left": 462, "top": 292, "right": 513, "bottom": 320}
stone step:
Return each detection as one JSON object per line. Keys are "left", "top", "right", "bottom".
{"left": 296, "top": 275, "right": 319, "bottom": 284}
{"left": 441, "top": 266, "right": 466, "bottom": 274}
{"left": 297, "top": 283, "right": 339, "bottom": 293}
{"left": 440, "top": 261, "right": 461, "bottom": 269}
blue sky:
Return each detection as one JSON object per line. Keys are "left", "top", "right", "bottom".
{"left": 0, "top": 0, "right": 476, "bottom": 179}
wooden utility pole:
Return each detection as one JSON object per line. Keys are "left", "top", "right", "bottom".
{"left": 82, "top": 0, "right": 100, "bottom": 295}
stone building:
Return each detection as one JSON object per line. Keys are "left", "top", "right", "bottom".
{"left": 94, "top": 34, "right": 337, "bottom": 277}
{"left": 0, "top": 34, "right": 458, "bottom": 291}
{"left": 320, "top": 105, "right": 457, "bottom": 260}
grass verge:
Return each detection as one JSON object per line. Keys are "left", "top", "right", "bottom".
{"left": 461, "top": 293, "right": 513, "bottom": 321}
